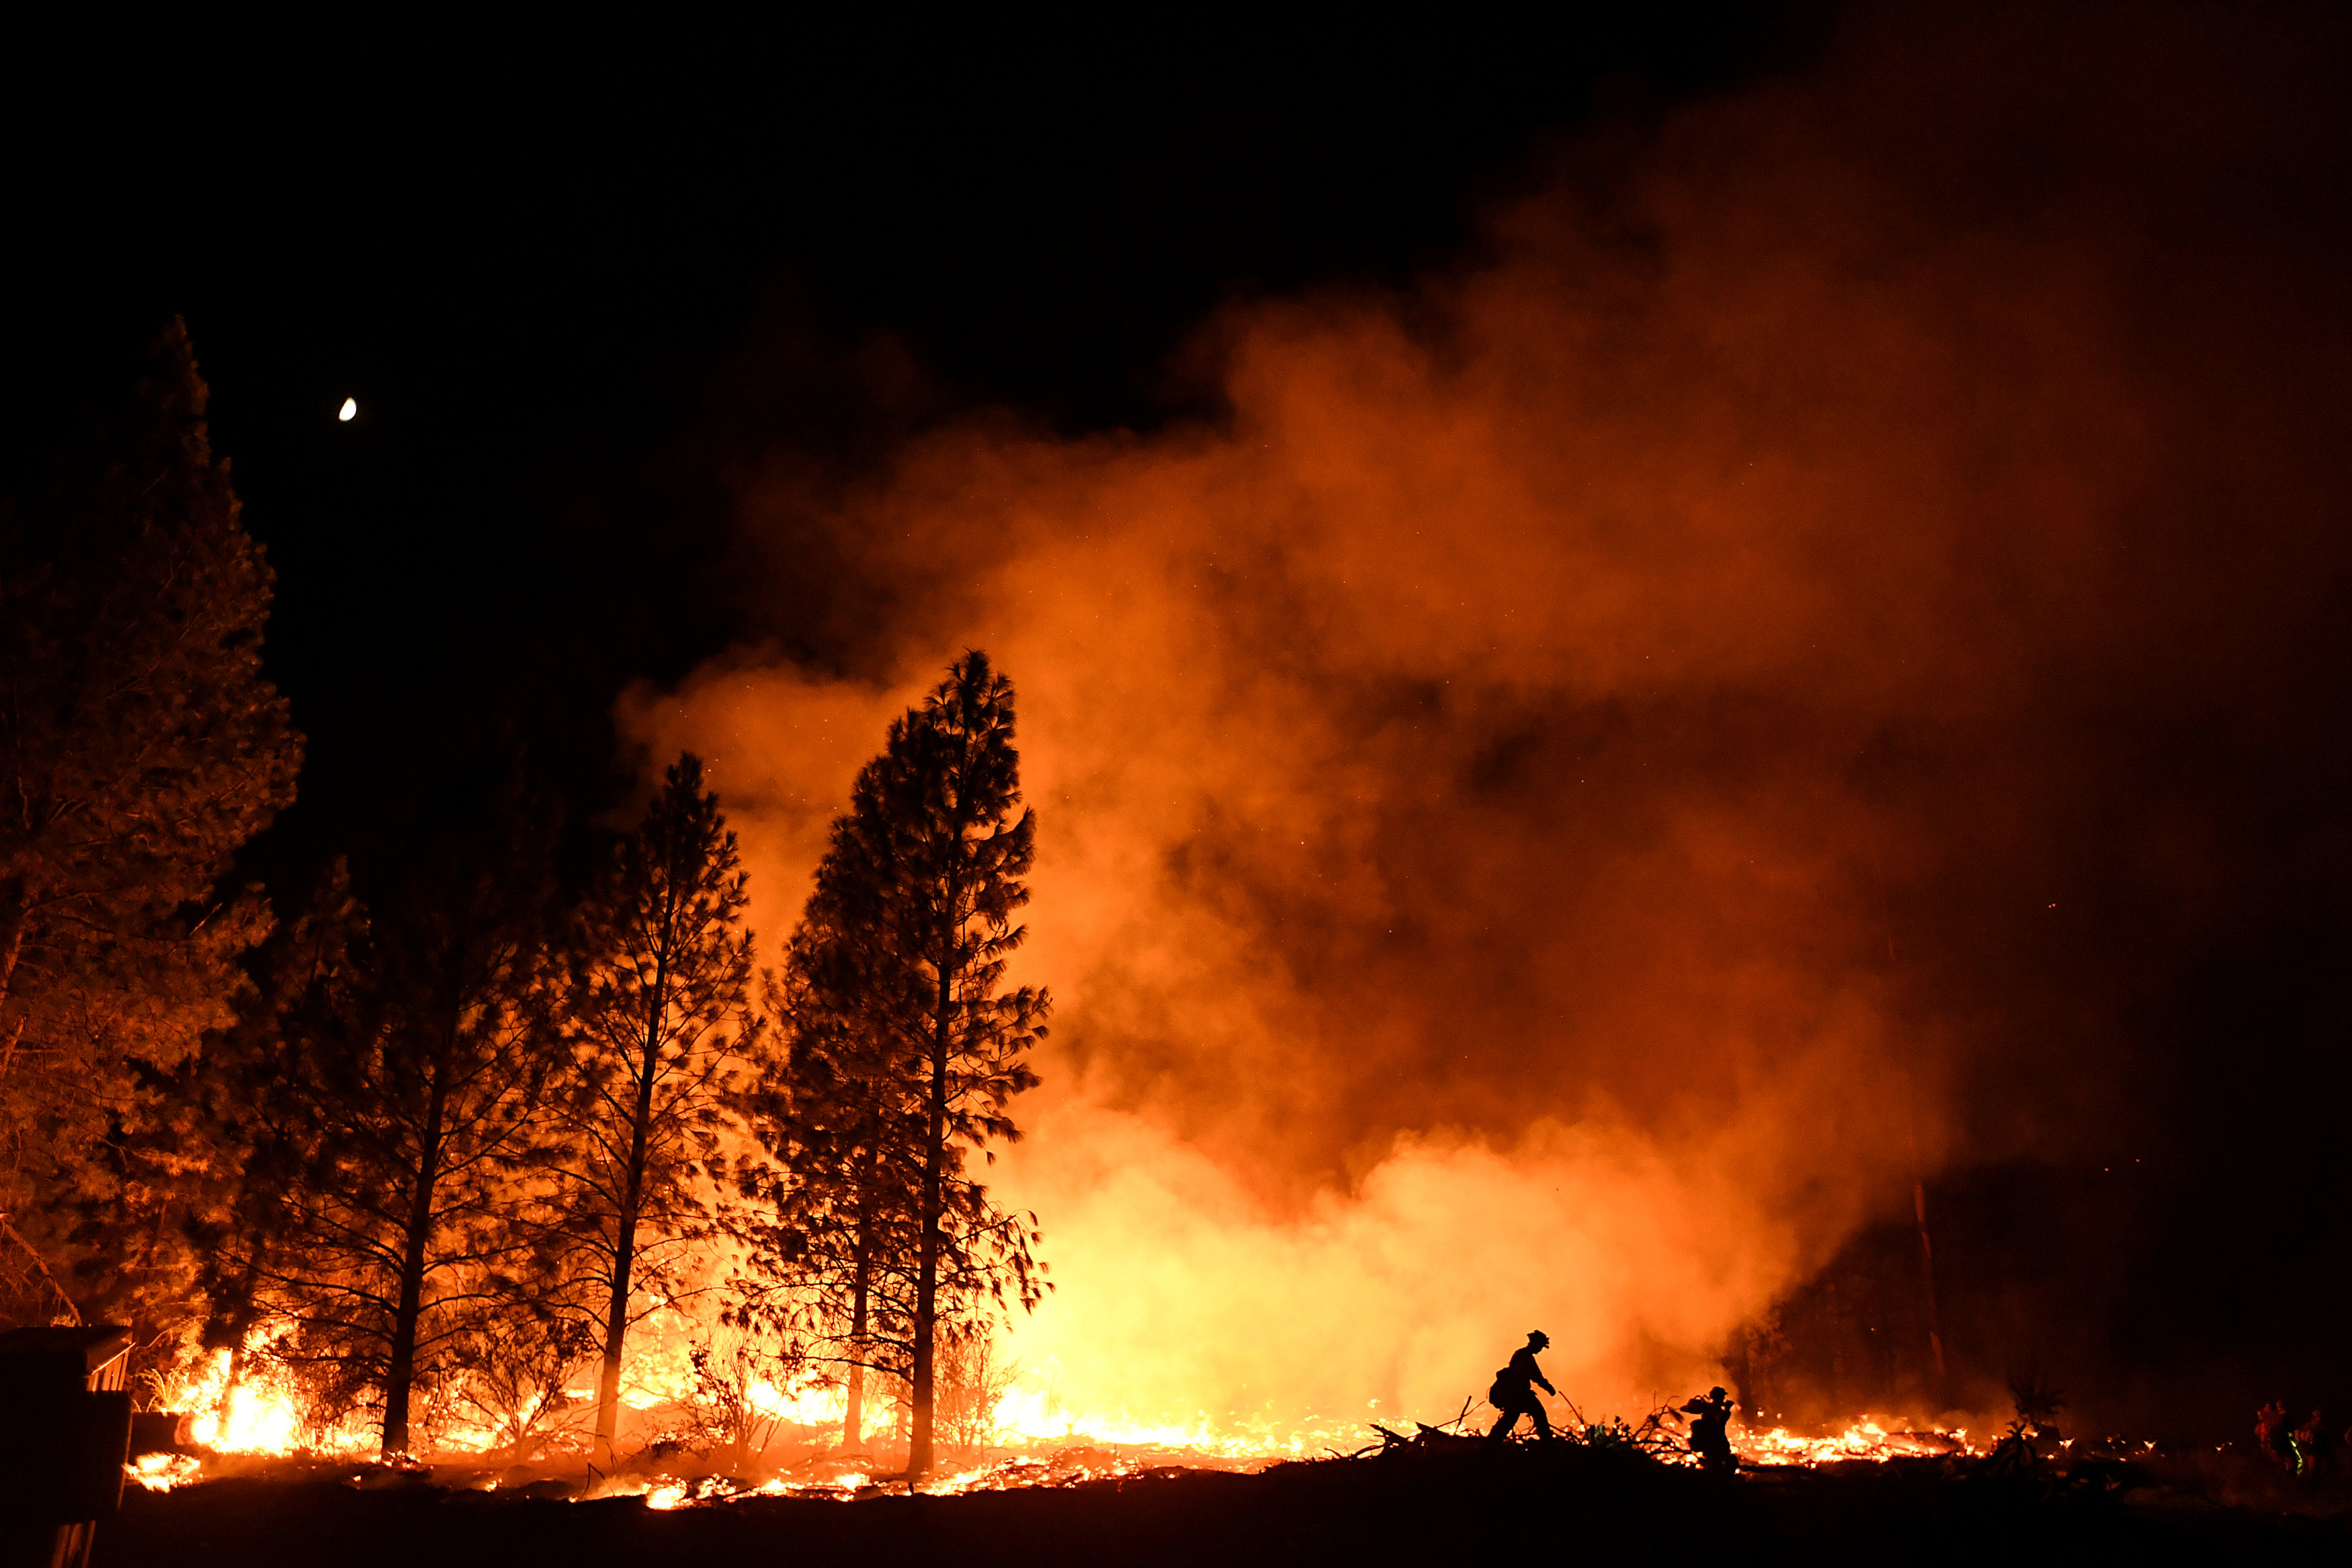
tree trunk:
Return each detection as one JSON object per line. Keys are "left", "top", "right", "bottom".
{"left": 592, "top": 1203, "right": 642, "bottom": 1473}
{"left": 908, "top": 840, "right": 964, "bottom": 1479}
{"left": 843, "top": 1155, "right": 876, "bottom": 1450}
{"left": 0, "top": 877, "right": 30, "bottom": 1020}
{"left": 0, "top": 879, "right": 32, "bottom": 1083}
{"left": 842, "top": 1361, "right": 865, "bottom": 1454}
{"left": 593, "top": 988, "right": 666, "bottom": 1476}
{"left": 381, "top": 1045, "right": 450, "bottom": 1456}
{"left": 1914, "top": 1178, "right": 1946, "bottom": 1389}
{"left": 909, "top": 1037, "right": 946, "bottom": 1477}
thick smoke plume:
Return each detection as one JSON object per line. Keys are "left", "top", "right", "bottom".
{"left": 622, "top": 7, "right": 2351, "bottom": 1430}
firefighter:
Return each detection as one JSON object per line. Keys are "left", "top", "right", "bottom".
{"left": 1486, "top": 1331, "right": 1559, "bottom": 1442}
{"left": 1680, "top": 1386, "right": 1737, "bottom": 1474}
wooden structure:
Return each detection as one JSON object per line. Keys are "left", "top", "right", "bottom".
{"left": 0, "top": 1325, "right": 133, "bottom": 1568}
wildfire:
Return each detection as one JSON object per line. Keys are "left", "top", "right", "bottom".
{"left": 127, "top": 1355, "right": 1994, "bottom": 1504}
{"left": 129, "top": 1453, "right": 204, "bottom": 1491}
{"left": 993, "top": 1387, "right": 1350, "bottom": 1459}
{"left": 169, "top": 1347, "right": 366, "bottom": 1455}
{"left": 1730, "top": 1418, "right": 1985, "bottom": 1466}
{"left": 124, "top": 1329, "right": 1999, "bottom": 1504}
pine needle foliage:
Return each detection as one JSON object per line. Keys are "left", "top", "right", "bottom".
{"left": 738, "top": 652, "right": 1048, "bottom": 1478}
{"left": 292, "top": 755, "right": 565, "bottom": 1454}
{"left": 548, "top": 753, "right": 760, "bottom": 1475}
{"left": 0, "top": 318, "right": 299, "bottom": 1328}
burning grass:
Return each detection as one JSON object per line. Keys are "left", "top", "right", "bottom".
{"left": 105, "top": 1341, "right": 2127, "bottom": 1505}
{"left": 114, "top": 1333, "right": 2349, "bottom": 1564}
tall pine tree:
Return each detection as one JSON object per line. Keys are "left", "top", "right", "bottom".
{"left": 187, "top": 862, "right": 368, "bottom": 1430}
{"left": 812, "top": 652, "right": 1048, "bottom": 1479}
{"left": 732, "top": 870, "right": 927, "bottom": 1452}
{"left": 0, "top": 318, "right": 299, "bottom": 1325}
{"left": 552, "top": 753, "right": 759, "bottom": 1477}
{"left": 252, "top": 753, "right": 566, "bottom": 1454}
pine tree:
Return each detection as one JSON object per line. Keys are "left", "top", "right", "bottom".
{"left": 731, "top": 884, "right": 927, "bottom": 1452}
{"left": 552, "top": 753, "right": 759, "bottom": 1477}
{"left": 244, "top": 753, "right": 566, "bottom": 1454}
{"left": 0, "top": 318, "right": 300, "bottom": 1324}
{"left": 187, "top": 862, "right": 370, "bottom": 1430}
{"left": 363, "top": 752, "right": 565, "bottom": 1454}
{"left": 816, "top": 652, "right": 1048, "bottom": 1479}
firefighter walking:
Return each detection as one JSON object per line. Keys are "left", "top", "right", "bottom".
{"left": 1486, "top": 1330, "right": 1558, "bottom": 1442}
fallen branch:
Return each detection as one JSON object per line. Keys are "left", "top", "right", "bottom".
{"left": 0, "top": 1211, "right": 80, "bottom": 1323}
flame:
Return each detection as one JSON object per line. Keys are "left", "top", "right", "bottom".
{"left": 1730, "top": 1418, "right": 1985, "bottom": 1466}
{"left": 991, "top": 1384, "right": 1355, "bottom": 1460}
{"left": 126, "top": 1334, "right": 1992, "bottom": 1501}
{"left": 127, "top": 1452, "right": 204, "bottom": 1492}
{"left": 132, "top": 1317, "right": 1995, "bottom": 1498}
{"left": 745, "top": 1377, "right": 847, "bottom": 1426}
{"left": 177, "top": 1346, "right": 363, "bottom": 1454}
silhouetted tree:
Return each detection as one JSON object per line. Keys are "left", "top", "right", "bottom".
{"left": 549, "top": 754, "right": 759, "bottom": 1475}
{"left": 792, "top": 652, "right": 1047, "bottom": 1478}
{"left": 183, "top": 861, "right": 368, "bottom": 1430}
{"left": 370, "top": 754, "right": 564, "bottom": 1452}
{"left": 0, "top": 318, "right": 300, "bottom": 1323}
{"left": 250, "top": 755, "right": 566, "bottom": 1454}
{"left": 730, "top": 896, "right": 925, "bottom": 1451}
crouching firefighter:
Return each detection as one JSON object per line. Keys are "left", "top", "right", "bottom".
{"left": 1486, "top": 1331, "right": 1558, "bottom": 1443}
{"left": 1680, "top": 1387, "right": 1737, "bottom": 1475}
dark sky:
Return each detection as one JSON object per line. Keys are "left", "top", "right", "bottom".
{"left": 9, "top": 7, "right": 1833, "bottom": 897}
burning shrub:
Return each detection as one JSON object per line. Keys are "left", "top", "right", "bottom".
{"left": 679, "top": 1327, "right": 792, "bottom": 1472}
{"left": 234, "top": 1328, "right": 379, "bottom": 1452}
{"left": 2007, "top": 1376, "right": 2064, "bottom": 1422}
{"left": 932, "top": 1327, "right": 1020, "bottom": 1461}
{"left": 444, "top": 1312, "right": 599, "bottom": 1463}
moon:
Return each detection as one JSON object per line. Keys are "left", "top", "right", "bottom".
{"left": 338, "top": 398, "right": 358, "bottom": 422}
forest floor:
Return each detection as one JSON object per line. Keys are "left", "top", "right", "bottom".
{"left": 98, "top": 1441, "right": 2352, "bottom": 1567}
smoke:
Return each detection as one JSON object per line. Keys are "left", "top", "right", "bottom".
{"left": 620, "top": 6, "right": 2352, "bottom": 1428}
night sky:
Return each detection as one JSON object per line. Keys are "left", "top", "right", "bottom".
{"left": 10, "top": 8, "right": 1831, "bottom": 891}
{"left": 11, "top": 5, "right": 2350, "bottom": 1440}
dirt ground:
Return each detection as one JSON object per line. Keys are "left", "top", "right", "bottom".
{"left": 97, "top": 1443, "right": 2352, "bottom": 1568}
